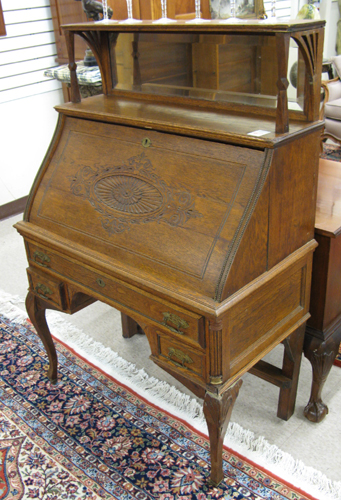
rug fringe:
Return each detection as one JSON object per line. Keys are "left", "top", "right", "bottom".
{"left": 1, "top": 289, "right": 341, "bottom": 500}
{"left": 0, "top": 290, "right": 26, "bottom": 322}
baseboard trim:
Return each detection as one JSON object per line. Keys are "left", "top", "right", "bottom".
{"left": 0, "top": 196, "right": 28, "bottom": 221}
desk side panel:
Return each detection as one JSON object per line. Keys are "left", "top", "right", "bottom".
{"left": 268, "top": 130, "right": 321, "bottom": 268}
{"left": 227, "top": 247, "right": 313, "bottom": 379}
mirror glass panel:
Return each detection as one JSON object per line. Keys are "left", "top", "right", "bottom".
{"left": 112, "top": 33, "right": 305, "bottom": 112}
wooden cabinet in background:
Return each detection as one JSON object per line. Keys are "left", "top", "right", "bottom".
{"left": 304, "top": 158, "right": 341, "bottom": 422}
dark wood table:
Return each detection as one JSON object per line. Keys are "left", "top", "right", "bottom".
{"left": 304, "top": 158, "right": 341, "bottom": 422}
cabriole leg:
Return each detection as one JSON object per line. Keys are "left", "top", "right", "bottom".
{"left": 304, "top": 332, "right": 340, "bottom": 422}
{"left": 203, "top": 379, "right": 242, "bottom": 486}
{"left": 26, "top": 291, "right": 58, "bottom": 384}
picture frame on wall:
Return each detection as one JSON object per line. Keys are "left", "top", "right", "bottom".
{"left": 210, "top": 0, "right": 266, "bottom": 19}
{"left": 0, "top": 1, "right": 6, "bottom": 36}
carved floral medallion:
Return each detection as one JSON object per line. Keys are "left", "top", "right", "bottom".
{"left": 70, "top": 153, "right": 202, "bottom": 234}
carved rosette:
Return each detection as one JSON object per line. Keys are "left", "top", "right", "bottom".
{"left": 70, "top": 153, "right": 202, "bottom": 234}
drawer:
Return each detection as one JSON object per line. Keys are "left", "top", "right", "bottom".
{"left": 89, "top": 270, "right": 205, "bottom": 346}
{"left": 156, "top": 333, "right": 206, "bottom": 380}
{"left": 27, "top": 267, "right": 66, "bottom": 309}
{"left": 26, "top": 241, "right": 204, "bottom": 346}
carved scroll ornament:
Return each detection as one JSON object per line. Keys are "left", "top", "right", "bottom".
{"left": 70, "top": 152, "right": 202, "bottom": 234}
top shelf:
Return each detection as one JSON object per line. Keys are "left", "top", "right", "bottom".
{"left": 62, "top": 18, "right": 325, "bottom": 34}
{"left": 62, "top": 19, "right": 325, "bottom": 135}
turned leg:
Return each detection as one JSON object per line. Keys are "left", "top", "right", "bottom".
{"left": 303, "top": 331, "right": 341, "bottom": 422}
{"left": 203, "top": 379, "right": 242, "bottom": 486}
{"left": 277, "top": 323, "right": 305, "bottom": 420}
{"left": 26, "top": 291, "right": 58, "bottom": 384}
{"left": 121, "top": 313, "right": 144, "bottom": 338}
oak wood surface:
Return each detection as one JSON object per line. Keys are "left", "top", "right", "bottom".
{"left": 62, "top": 19, "right": 325, "bottom": 32}
{"left": 14, "top": 21, "right": 324, "bottom": 484}
{"left": 56, "top": 95, "right": 324, "bottom": 148}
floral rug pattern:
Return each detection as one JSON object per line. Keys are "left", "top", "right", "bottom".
{"left": 320, "top": 143, "right": 341, "bottom": 162}
{"left": 0, "top": 313, "right": 315, "bottom": 500}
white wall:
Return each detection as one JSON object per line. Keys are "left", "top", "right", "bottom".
{"left": 264, "top": 0, "right": 293, "bottom": 18}
{"left": 0, "top": 0, "right": 63, "bottom": 206}
{"left": 319, "top": 0, "right": 339, "bottom": 59}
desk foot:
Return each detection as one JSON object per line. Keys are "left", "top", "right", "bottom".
{"left": 304, "top": 332, "right": 340, "bottom": 423}
{"left": 304, "top": 399, "right": 328, "bottom": 423}
{"left": 203, "top": 380, "right": 242, "bottom": 485}
{"left": 26, "top": 291, "right": 58, "bottom": 384}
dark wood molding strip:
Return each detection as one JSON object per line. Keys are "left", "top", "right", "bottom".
{"left": 0, "top": 1, "right": 6, "bottom": 37}
{"left": 0, "top": 196, "right": 28, "bottom": 221}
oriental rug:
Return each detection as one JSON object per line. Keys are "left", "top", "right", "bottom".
{"left": 320, "top": 143, "right": 341, "bottom": 162}
{"left": 0, "top": 295, "right": 340, "bottom": 500}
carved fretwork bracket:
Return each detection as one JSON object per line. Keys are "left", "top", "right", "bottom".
{"left": 77, "top": 31, "right": 119, "bottom": 94}
{"left": 291, "top": 28, "right": 324, "bottom": 122}
{"left": 65, "top": 29, "right": 119, "bottom": 100}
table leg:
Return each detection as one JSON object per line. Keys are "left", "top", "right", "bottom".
{"left": 277, "top": 323, "right": 305, "bottom": 420}
{"left": 203, "top": 379, "right": 242, "bottom": 486}
{"left": 303, "top": 331, "right": 341, "bottom": 422}
{"left": 26, "top": 291, "right": 58, "bottom": 384}
{"left": 121, "top": 313, "right": 144, "bottom": 338}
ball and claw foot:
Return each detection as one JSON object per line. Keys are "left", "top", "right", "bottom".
{"left": 304, "top": 400, "right": 329, "bottom": 423}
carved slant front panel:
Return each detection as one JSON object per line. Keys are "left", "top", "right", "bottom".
{"left": 32, "top": 117, "right": 267, "bottom": 298}
{"left": 70, "top": 152, "right": 202, "bottom": 234}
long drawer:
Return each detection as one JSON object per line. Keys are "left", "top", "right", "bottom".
{"left": 26, "top": 241, "right": 205, "bottom": 347}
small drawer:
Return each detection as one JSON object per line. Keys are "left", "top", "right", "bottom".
{"left": 157, "top": 334, "right": 206, "bottom": 379}
{"left": 27, "top": 243, "right": 53, "bottom": 269}
{"left": 27, "top": 267, "right": 66, "bottom": 309}
{"left": 79, "top": 269, "right": 205, "bottom": 347}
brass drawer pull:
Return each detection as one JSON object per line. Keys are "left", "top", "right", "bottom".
{"left": 33, "top": 250, "right": 50, "bottom": 267}
{"left": 96, "top": 278, "right": 106, "bottom": 287}
{"left": 142, "top": 137, "right": 151, "bottom": 148}
{"left": 35, "top": 283, "right": 53, "bottom": 300}
{"left": 168, "top": 347, "right": 193, "bottom": 367}
{"left": 162, "top": 312, "right": 189, "bottom": 335}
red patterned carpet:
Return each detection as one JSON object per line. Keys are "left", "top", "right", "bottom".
{"left": 0, "top": 294, "right": 340, "bottom": 500}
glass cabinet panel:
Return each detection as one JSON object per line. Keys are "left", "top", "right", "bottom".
{"left": 113, "top": 32, "right": 306, "bottom": 113}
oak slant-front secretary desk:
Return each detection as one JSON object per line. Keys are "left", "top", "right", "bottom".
{"left": 15, "top": 19, "right": 324, "bottom": 485}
